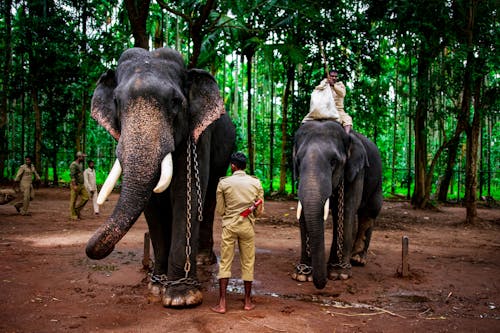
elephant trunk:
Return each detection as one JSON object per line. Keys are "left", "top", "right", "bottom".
{"left": 299, "top": 181, "right": 330, "bottom": 289}
{"left": 86, "top": 179, "right": 154, "bottom": 259}
{"left": 303, "top": 204, "right": 328, "bottom": 289}
{"left": 86, "top": 107, "right": 173, "bottom": 259}
{"left": 298, "top": 165, "right": 332, "bottom": 289}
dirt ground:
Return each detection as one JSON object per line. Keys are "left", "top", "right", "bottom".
{"left": 0, "top": 187, "right": 499, "bottom": 333}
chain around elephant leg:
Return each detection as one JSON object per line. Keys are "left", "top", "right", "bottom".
{"left": 328, "top": 262, "right": 352, "bottom": 280}
{"left": 291, "top": 263, "right": 313, "bottom": 282}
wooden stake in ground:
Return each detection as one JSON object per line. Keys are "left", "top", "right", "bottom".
{"left": 143, "top": 232, "right": 151, "bottom": 269}
{"left": 402, "top": 235, "right": 409, "bottom": 277}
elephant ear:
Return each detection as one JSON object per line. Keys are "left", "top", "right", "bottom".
{"left": 91, "top": 69, "right": 120, "bottom": 141}
{"left": 345, "top": 134, "right": 369, "bottom": 183}
{"left": 186, "top": 69, "right": 226, "bottom": 143}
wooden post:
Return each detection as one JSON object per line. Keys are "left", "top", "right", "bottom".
{"left": 142, "top": 232, "right": 151, "bottom": 269}
{"left": 402, "top": 235, "right": 409, "bottom": 277}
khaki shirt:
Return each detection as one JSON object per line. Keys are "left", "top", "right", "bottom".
{"left": 70, "top": 161, "right": 85, "bottom": 185}
{"left": 216, "top": 170, "right": 264, "bottom": 227}
{"left": 15, "top": 164, "right": 40, "bottom": 185}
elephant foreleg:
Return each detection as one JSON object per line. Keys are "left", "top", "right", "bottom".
{"left": 351, "top": 216, "right": 374, "bottom": 266}
{"left": 291, "top": 217, "right": 313, "bottom": 282}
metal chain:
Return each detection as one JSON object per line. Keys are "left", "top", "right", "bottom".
{"left": 336, "top": 178, "right": 345, "bottom": 262}
{"left": 149, "top": 273, "right": 200, "bottom": 288}
{"left": 192, "top": 142, "right": 203, "bottom": 223}
{"left": 184, "top": 138, "right": 193, "bottom": 278}
{"left": 149, "top": 273, "right": 168, "bottom": 285}
{"left": 328, "top": 262, "right": 351, "bottom": 270}
{"left": 296, "top": 263, "right": 313, "bottom": 275}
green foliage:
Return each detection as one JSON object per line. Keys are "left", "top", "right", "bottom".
{"left": 1, "top": 0, "right": 498, "bottom": 203}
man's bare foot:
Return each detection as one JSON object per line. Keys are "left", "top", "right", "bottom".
{"left": 210, "top": 304, "right": 226, "bottom": 314}
{"left": 244, "top": 303, "right": 255, "bottom": 311}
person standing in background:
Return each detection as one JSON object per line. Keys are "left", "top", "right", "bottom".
{"left": 12, "top": 155, "right": 41, "bottom": 216}
{"left": 69, "top": 151, "right": 89, "bottom": 220}
{"left": 84, "top": 160, "right": 99, "bottom": 215}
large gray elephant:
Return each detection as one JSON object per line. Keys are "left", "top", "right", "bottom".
{"left": 87, "top": 47, "right": 235, "bottom": 307}
{"left": 292, "top": 120, "right": 382, "bottom": 289}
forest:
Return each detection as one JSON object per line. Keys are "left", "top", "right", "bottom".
{"left": 0, "top": 0, "right": 498, "bottom": 223}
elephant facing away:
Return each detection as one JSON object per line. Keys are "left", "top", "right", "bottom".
{"left": 87, "top": 47, "right": 235, "bottom": 307}
{"left": 292, "top": 120, "right": 382, "bottom": 289}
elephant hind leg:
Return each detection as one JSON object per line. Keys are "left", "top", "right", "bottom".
{"left": 351, "top": 216, "right": 374, "bottom": 266}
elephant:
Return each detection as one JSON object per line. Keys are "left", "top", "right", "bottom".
{"left": 292, "top": 120, "right": 382, "bottom": 289}
{"left": 87, "top": 47, "right": 235, "bottom": 307}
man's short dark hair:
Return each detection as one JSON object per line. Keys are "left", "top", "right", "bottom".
{"left": 88, "top": 160, "right": 94, "bottom": 165}
{"left": 230, "top": 152, "right": 247, "bottom": 170}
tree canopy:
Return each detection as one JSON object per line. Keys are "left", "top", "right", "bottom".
{"left": 1, "top": 0, "right": 498, "bottom": 223}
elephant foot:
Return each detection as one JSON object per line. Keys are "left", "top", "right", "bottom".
{"left": 148, "top": 274, "right": 167, "bottom": 303}
{"left": 328, "top": 263, "right": 352, "bottom": 280}
{"left": 162, "top": 279, "right": 203, "bottom": 308}
{"left": 196, "top": 250, "right": 217, "bottom": 266}
{"left": 351, "top": 253, "right": 367, "bottom": 266}
{"left": 147, "top": 282, "right": 162, "bottom": 302}
{"left": 291, "top": 264, "right": 313, "bottom": 282}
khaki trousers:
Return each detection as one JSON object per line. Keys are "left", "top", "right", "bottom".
{"left": 217, "top": 218, "right": 255, "bottom": 281}
{"left": 69, "top": 184, "right": 89, "bottom": 219}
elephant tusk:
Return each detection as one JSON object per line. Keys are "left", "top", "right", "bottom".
{"left": 323, "top": 198, "right": 330, "bottom": 221}
{"left": 153, "top": 153, "right": 173, "bottom": 193}
{"left": 97, "top": 159, "right": 122, "bottom": 205}
{"left": 297, "top": 201, "right": 302, "bottom": 220}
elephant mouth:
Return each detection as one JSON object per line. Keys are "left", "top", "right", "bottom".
{"left": 97, "top": 153, "right": 173, "bottom": 205}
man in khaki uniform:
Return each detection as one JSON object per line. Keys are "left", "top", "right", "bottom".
{"left": 13, "top": 155, "right": 40, "bottom": 216}
{"left": 211, "top": 152, "right": 264, "bottom": 314}
{"left": 302, "top": 69, "right": 353, "bottom": 133}
{"left": 69, "top": 151, "right": 89, "bottom": 220}
{"left": 328, "top": 69, "right": 352, "bottom": 133}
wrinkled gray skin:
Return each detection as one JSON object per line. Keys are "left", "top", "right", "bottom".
{"left": 293, "top": 120, "right": 382, "bottom": 289}
{"left": 87, "top": 47, "right": 235, "bottom": 307}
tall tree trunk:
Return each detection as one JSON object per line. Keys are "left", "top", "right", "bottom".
{"left": 278, "top": 63, "right": 294, "bottom": 193}
{"left": 0, "top": 0, "right": 13, "bottom": 181}
{"left": 464, "top": 75, "right": 481, "bottom": 224}
{"left": 245, "top": 51, "right": 255, "bottom": 174}
{"left": 269, "top": 62, "right": 275, "bottom": 193}
{"left": 437, "top": 137, "right": 460, "bottom": 201}
{"left": 124, "top": 0, "right": 151, "bottom": 49}
{"left": 76, "top": 92, "right": 88, "bottom": 152}
{"left": 32, "top": 88, "right": 42, "bottom": 173}
{"left": 391, "top": 45, "right": 399, "bottom": 195}
{"left": 411, "top": 48, "right": 431, "bottom": 208}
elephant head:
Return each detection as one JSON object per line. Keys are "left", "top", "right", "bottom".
{"left": 86, "top": 47, "right": 225, "bottom": 260}
{"left": 293, "top": 120, "right": 367, "bottom": 289}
